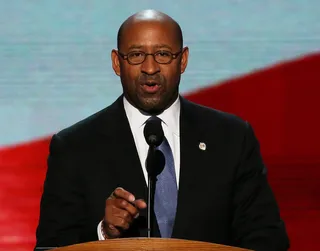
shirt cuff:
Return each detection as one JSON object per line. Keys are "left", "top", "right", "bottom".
{"left": 97, "top": 220, "right": 106, "bottom": 240}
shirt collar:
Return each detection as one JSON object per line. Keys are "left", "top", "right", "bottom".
{"left": 123, "top": 96, "right": 180, "bottom": 136}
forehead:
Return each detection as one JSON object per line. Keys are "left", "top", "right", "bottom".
{"left": 120, "top": 21, "right": 179, "bottom": 51}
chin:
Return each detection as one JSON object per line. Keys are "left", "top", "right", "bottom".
{"left": 139, "top": 101, "right": 164, "bottom": 115}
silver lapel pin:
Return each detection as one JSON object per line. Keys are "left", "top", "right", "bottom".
{"left": 199, "top": 142, "right": 206, "bottom": 151}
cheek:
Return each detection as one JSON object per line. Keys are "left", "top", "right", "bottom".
{"left": 120, "top": 66, "right": 140, "bottom": 86}
{"left": 162, "top": 68, "right": 181, "bottom": 86}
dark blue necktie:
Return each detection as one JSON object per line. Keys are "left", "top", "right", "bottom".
{"left": 153, "top": 119, "right": 178, "bottom": 238}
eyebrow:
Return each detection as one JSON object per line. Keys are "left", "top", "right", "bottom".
{"left": 153, "top": 44, "right": 173, "bottom": 50}
{"left": 128, "top": 44, "right": 143, "bottom": 50}
{"left": 127, "top": 44, "right": 173, "bottom": 51}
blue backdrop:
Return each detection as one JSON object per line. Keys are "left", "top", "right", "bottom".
{"left": 0, "top": 0, "right": 319, "bottom": 146}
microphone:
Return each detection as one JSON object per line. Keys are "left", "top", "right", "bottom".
{"left": 144, "top": 117, "right": 164, "bottom": 147}
{"left": 143, "top": 117, "right": 165, "bottom": 238}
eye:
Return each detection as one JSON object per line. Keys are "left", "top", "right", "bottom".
{"left": 156, "top": 51, "right": 171, "bottom": 57}
{"left": 128, "top": 51, "right": 144, "bottom": 58}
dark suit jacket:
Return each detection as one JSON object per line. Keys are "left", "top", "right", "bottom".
{"left": 36, "top": 96, "right": 289, "bottom": 251}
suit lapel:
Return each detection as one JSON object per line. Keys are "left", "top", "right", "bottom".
{"left": 172, "top": 97, "right": 208, "bottom": 238}
{"left": 97, "top": 96, "right": 149, "bottom": 236}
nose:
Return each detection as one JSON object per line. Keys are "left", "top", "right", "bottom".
{"left": 140, "top": 54, "right": 160, "bottom": 75}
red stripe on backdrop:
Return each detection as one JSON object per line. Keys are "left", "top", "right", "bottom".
{"left": 186, "top": 52, "right": 320, "bottom": 250}
{"left": 186, "top": 52, "right": 320, "bottom": 161}
{"left": 0, "top": 138, "right": 50, "bottom": 250}
{"left": 0, "top": 52, "right": 319, "bottom": 250}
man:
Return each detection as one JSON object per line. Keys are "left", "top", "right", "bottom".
{"left": 36, "top": 10, "right": 289, "bottom": 251}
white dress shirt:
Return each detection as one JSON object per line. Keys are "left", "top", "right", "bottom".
{"left": 97, "top": 96, "right": 181, "bottom": 240}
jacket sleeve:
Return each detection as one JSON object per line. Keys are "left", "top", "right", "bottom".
{"left": 35, "top": 134, "right": 86, "bottom": 248}
{"left": 232, "top": 122, "right": 290, "bottom": 251}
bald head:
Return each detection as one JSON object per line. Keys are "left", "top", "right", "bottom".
{"left": 117, "top": 10, "right": 183, "bottom": 50}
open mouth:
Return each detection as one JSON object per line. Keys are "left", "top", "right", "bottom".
{"left": 141, "top": 82, "right": 161, "bottom": 94}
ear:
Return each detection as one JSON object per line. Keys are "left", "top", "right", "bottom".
{"left": 180, "top": 46, "right": 189, "bottom": 74}
{"left": 111, "top": 49, "right": 121, "bottom": 76}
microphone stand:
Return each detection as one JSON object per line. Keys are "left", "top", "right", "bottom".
{"left": 147, "top": 175, "right": 154, "bottom": 238}
{"left": 146, "top": 145, "right": 156, "bottom": 238}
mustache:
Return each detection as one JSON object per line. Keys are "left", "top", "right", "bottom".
{"left": 137, "top": 73, "right": 164, "bottom": 84}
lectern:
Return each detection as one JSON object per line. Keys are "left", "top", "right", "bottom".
{"left": 52, "top": 238, "right": 252, "bottom": 251}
